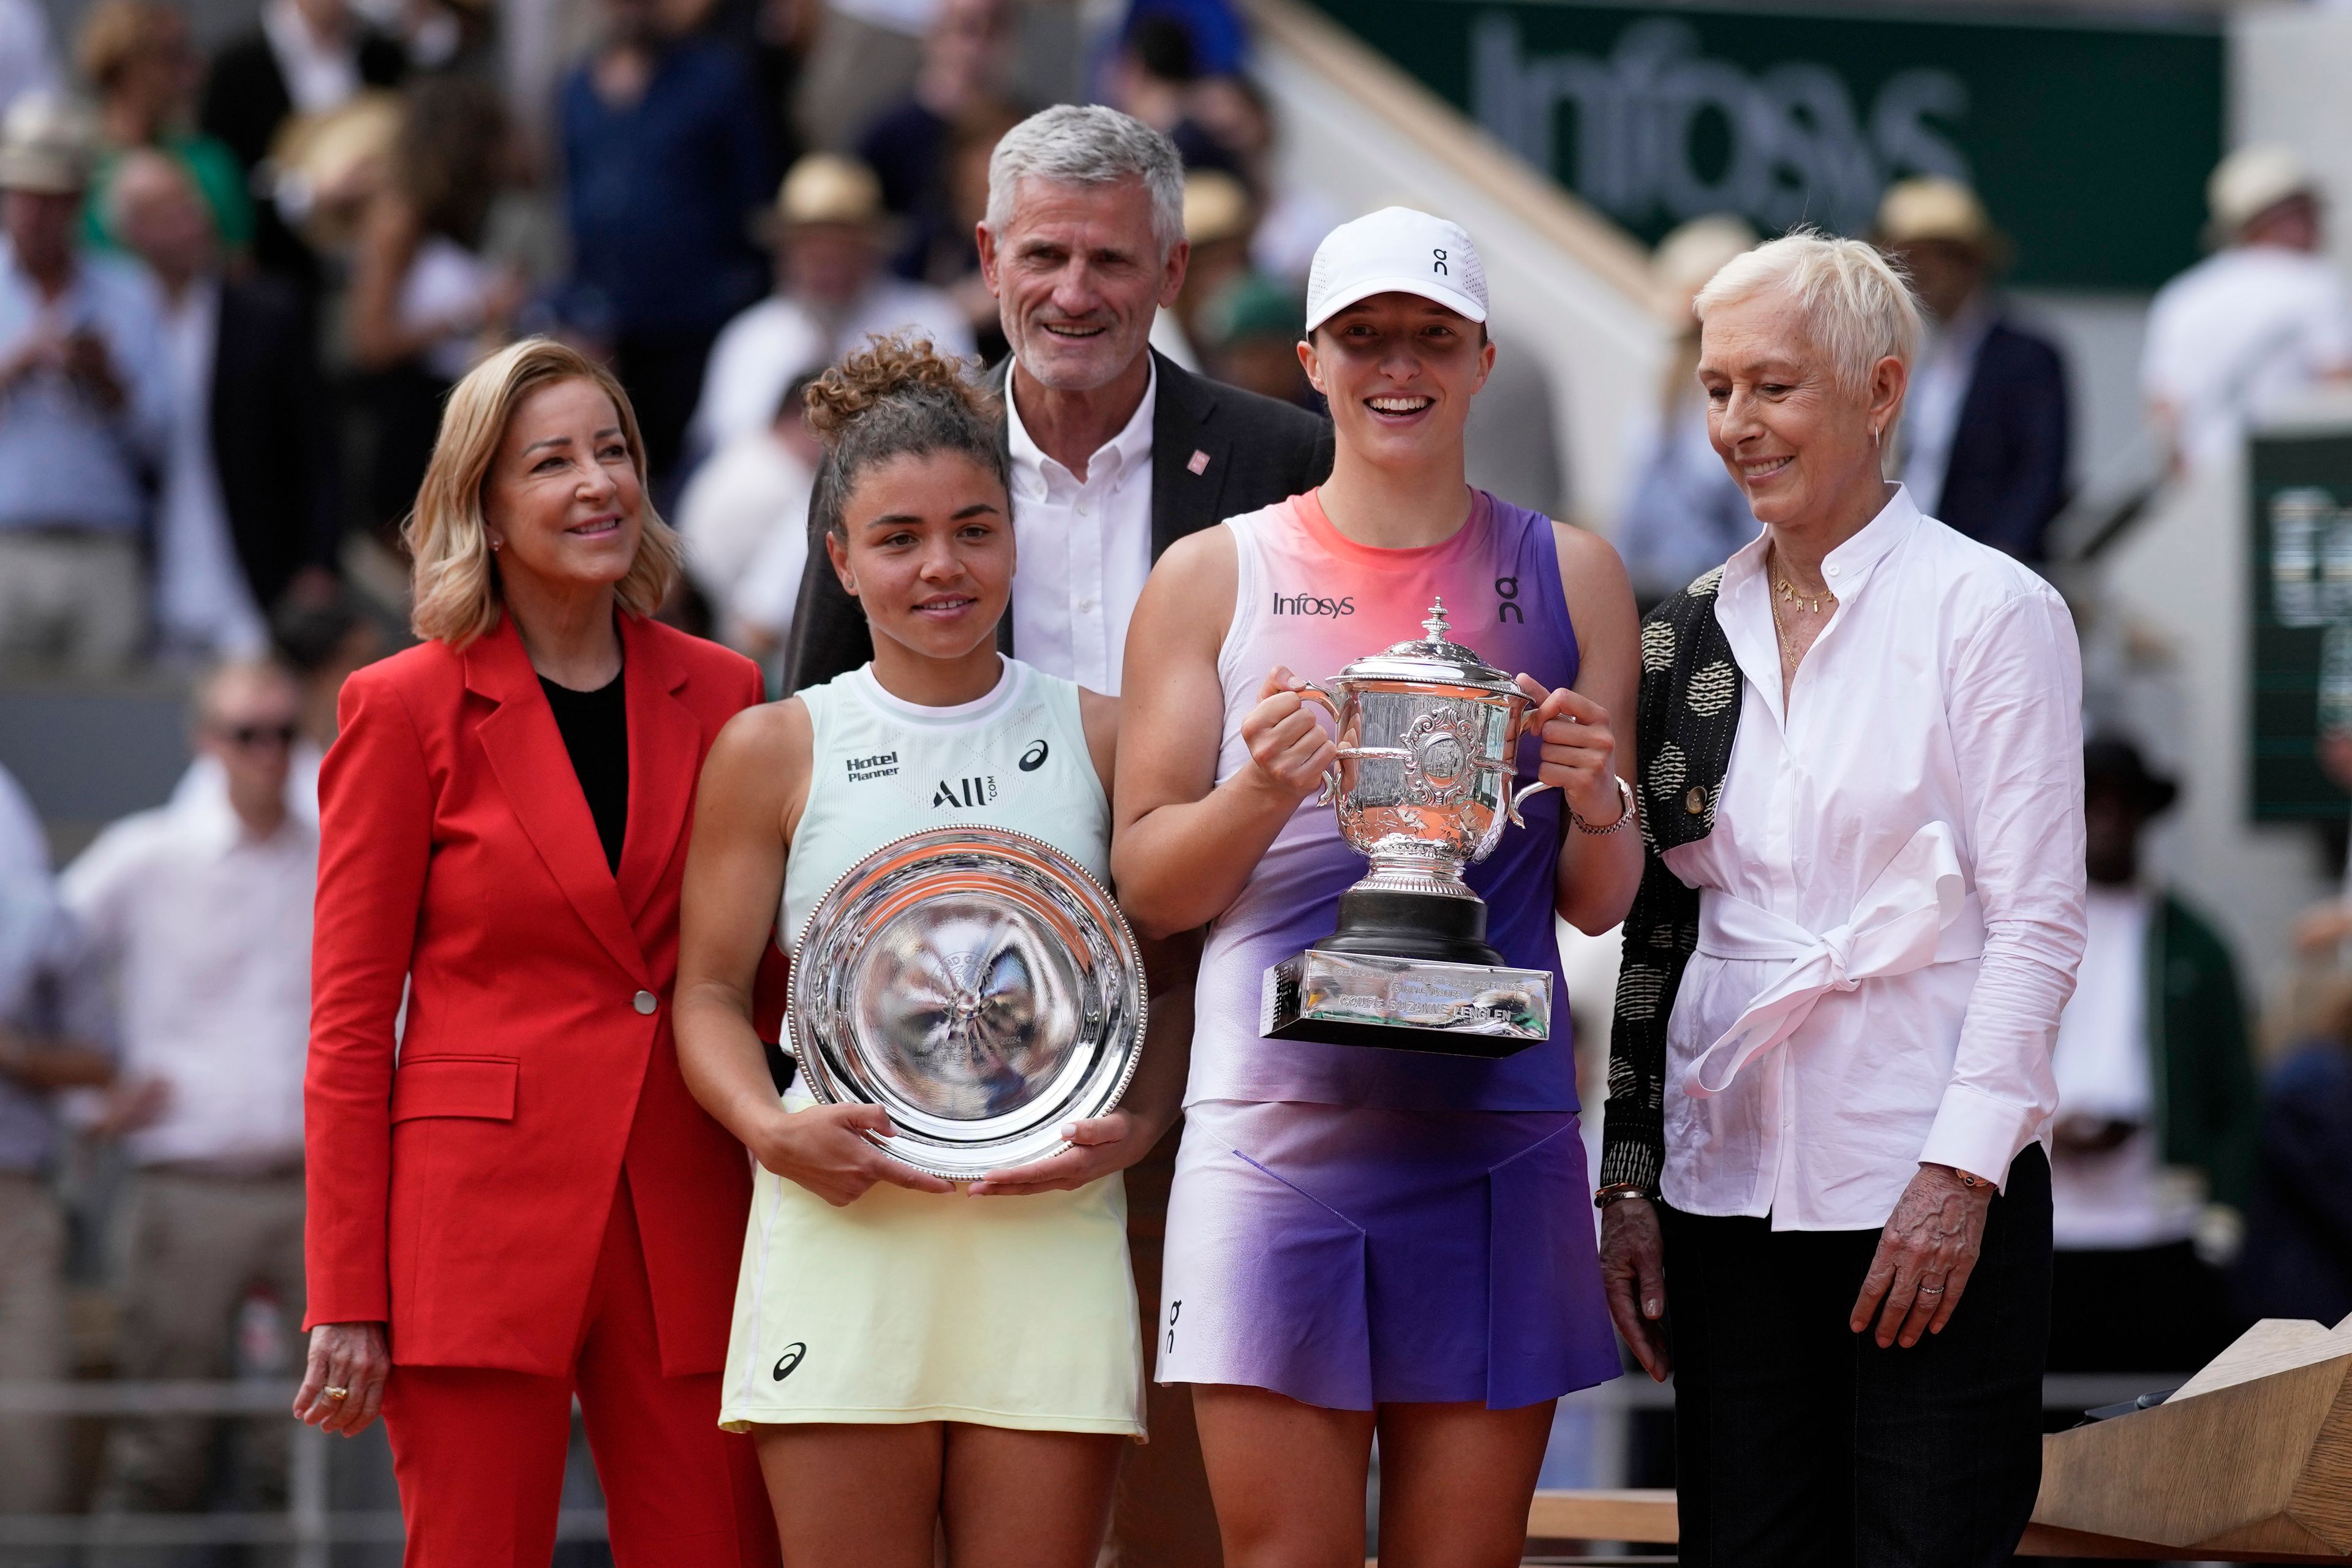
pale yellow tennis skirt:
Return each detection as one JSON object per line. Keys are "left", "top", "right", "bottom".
{"left": 717, "top": 1089, "right": 1146, "bottom": 1436}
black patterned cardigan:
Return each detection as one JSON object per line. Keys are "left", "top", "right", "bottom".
{"left": 1598, "top": 566, "right": 1746, "bottom": 1195}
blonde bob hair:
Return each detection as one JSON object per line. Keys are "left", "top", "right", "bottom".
{"left": 406, "top": 337, "right": 682, "bottom": 649}
{"left": 1692, "top": 228, "right": 1922, "bottom": 398}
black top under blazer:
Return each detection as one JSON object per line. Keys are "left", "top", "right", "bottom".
{"left": 783, "top": 349, "right": 1335, "bottom": 693}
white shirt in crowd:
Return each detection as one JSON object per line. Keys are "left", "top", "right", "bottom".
{"left": 823, "top": 0, "right": 938, "bottom": 34}
{"left": 0, "top": 762, "right": 57, "bottom": 1019}
{"left": 0, "top": 0, "right": 56, "bottom": 122}
{"left": 60, "top": 786, "right": 315, "bottom": 1169}
{"left": 2142, "top": 244, "right": 2352, "bottom": 475}
{"left": 398, "top": 236, "right": 499, "bottom": 383}
{"left": 2046, "top": 884, "right": 2201, "bottom": 1251}
{"left": 690, "top": 278, "right": 975, "bottom": 458}
{"left": 676, "top": 430, "right": 815, "bottom": 639}
{"left": 1005, "top": 357, "right": 1155, "bottom": 696}
{"left": 170, "top": 741, "right": 323, "bottom": 829}
{"left": 1899, "top": 298, "right": 1994, "bottom": 518}
{"left": 1660, "top": 486, "right": 2088, "bottom": 1231}
{"left": 154, "top": 280, "right": 267, "bottom": 656}
{"left": 261, "top": 0, "right": 362, "bottom": 113}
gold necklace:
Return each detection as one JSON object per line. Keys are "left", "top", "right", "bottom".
{"left": 1774, "top": 575, "right": 1833, "bottom": 616}
{"left": 1766, "top": 549, "right": 1836, "bottom": 677}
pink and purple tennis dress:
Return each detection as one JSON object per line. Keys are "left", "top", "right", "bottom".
{"left": 1157, "top": 487, "right": 1621, "bottom": 1411}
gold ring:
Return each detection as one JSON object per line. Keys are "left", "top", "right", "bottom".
{"left": 323, "top": 1385, "right": 350, "bottom": 1401}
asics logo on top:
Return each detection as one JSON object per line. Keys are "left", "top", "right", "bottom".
{"left": 1018, "top": 741, "right": 1049, "bottom": 772}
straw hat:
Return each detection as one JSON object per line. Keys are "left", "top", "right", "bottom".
{"left": 1651, "top": 214, "right": 1757, "bottom": 299}
{"left": 2207, "top": 144, "right": 2316, "bottom": 239}
{"left": 1874, "top": 176, "right": 1999, "bottom": 252}
{"left": 777, "top": 154, "right": 884, "bottom": 228}
{"left": 0, "top": 92, "right": 97, "bottom": 195}
{"left": 1182, "top": 169, "right": 1253, "bottom": 247}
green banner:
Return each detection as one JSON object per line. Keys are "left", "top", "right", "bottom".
{"left": 1308, "top": 0, "right": 2223, "bottom": 290}
{"left": 2250, "top": 430, "right": 2352, "bottom": 823}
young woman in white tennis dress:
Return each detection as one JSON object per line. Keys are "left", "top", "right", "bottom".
{"left": 670, "top": 339, "right": 1186, "bottom": 1568}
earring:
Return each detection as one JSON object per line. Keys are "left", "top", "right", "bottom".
{"left": 489, "top": 538, "right": 502, "bottom": 552}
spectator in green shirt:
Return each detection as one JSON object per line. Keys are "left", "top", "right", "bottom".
{"left": 75, "top": 0, "right": 252, "bottom": 260}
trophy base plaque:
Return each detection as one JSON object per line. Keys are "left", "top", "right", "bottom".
{"left": 1262, "top": 948, "right": 1551, "bottom": 1058}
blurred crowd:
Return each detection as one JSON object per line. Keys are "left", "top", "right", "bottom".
{"left": 1, "top": 0, "right": 2351, "bottom": 1536}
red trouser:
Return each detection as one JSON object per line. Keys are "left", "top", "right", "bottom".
{"left": 380, "top": 1184, "right": 777, "bottom": 1568}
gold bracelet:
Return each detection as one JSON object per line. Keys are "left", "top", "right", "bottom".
{"left": 1594, "top": 1181, "right": 1654, "bottom": 1210}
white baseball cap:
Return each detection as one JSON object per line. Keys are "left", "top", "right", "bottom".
{"left": 1305, "top": 206, "right": 1489, "bottom": 334}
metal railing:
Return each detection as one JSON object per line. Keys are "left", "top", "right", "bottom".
{"left": 0, "top": 1380, "right": 609, "bottom": 1561}
{"left": 0, "top": 1373, "right": 2184, "bottom": 1558}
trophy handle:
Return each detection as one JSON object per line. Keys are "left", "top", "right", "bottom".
{"left": 1505, "top": 698, "right": 1552, "bottom": 828}
{"left": 1296, "top": 683, "right": 1344, "bottom": 806}
{"left": 1507, "top": 777, "right": 1553, "bottom": 828}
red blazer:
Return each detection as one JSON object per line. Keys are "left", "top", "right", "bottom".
{"left": 304, "top": 614, "right": 768, "bottom": 1377}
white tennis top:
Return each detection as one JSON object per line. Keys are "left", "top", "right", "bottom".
{"left": 780, "top": 657, "right": 1109, "bottom": 949}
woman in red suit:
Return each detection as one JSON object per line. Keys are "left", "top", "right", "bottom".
{"left": 291, "top": 337, "right": 781, "bottom": 1568}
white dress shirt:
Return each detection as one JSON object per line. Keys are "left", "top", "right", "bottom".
{"left": 0, "top": 761, "right": 56, "bottom": 1019}
{"left": 2046, "top": 884, "right": 2201, "bottom": 1250}
{"left": 1660, "top": 486, "right": 2087, "bottom": 1231}
{"left": 60, "top": 788, "right": 315, "bottom": 1168}
{"left": 2143, "top": 245, "right": 2352, "bottom": 475}
{"left": 1899, "top": 300, "right": 1993, "bottom": 517}
{"left": 261, "top": 0, "right": 361, "bottom": 113}
{"left": 674, "top": 429, "right": 813, "bottom": 630}
{"left": 688, "top": 278, "right": 977, "bottom": 456}
{"left": 1005, "top": 358, "right": 1156, "bottom": 696}
{"left": 154, "top": 279, "right": 266, "bottom": 655}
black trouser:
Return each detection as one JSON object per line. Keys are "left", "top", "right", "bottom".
{"left": 1663, "top": 1146, "right": 2052, "bottom": 1568}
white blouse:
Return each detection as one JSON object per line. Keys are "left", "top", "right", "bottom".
{"left": 1659, "top": 486, "right": 2087, "bottom": 1231}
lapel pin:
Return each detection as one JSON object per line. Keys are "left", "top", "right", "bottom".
{"left": 1187, "top": 448, "right": 1210, "bottom": 475}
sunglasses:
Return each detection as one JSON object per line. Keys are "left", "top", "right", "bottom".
{"left": 217, "top": 722, "right": 299, "bottom": 750}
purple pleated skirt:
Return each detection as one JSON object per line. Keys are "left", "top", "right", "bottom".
{"left": 1156, "top": 1098, "right": 1621, "bottom": 1411}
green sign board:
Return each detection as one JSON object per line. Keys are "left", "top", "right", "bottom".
{"left": 1308, "top": 0, "right": 2223, "bottom": 290}
{"left": 2251, "top": 430, "right": 2352, "bottom": 822}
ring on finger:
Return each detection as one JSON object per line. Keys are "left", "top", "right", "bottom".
{"left": 323, "top": 1385, "right": 350, "bottom": 1401}
{"left": 1916, "top": 1283, "right": 1946, "bottom": 1297}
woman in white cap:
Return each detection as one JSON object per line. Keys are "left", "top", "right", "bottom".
{"left": 1112, "top": 208, "right": 1642, "bottom": 1561}
{"left": 1599, "top": 232, "right": 2085, "bottom": 1565}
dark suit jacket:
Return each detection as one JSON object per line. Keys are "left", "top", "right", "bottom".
{"left": 1936, "top": 317, "right": 2069, "bottom": 564}
{"left": 199, "top": 31, "right": 407, "bottom": 282}
{"left": 213, "top": 275, "right": 341, "bottom": 609}
{"left": 785, "top": 350, "right": 1335, "bottom": 692}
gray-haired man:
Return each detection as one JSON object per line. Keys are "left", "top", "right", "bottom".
{"left": 786, "top": 103, "right": 1332, "bottom": 696}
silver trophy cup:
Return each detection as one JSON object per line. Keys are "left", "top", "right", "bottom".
{"left": 1261, "top": 599, "right": 1556, "bottom": 1057}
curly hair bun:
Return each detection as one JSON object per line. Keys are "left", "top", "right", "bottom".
{"left": 804, "top": 335, "right": 995, "bottom": 443}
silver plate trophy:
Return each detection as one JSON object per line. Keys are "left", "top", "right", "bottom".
{"left": 1262, "top": 598, "right": 1555, "bottom": 1057}
{"left": 789, "top": 826, "right": 1147, "bottom": 1180}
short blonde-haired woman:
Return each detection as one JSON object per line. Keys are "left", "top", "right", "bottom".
{"left": 1597, "top": 233, "right": 2087, "bottom": 1567}
{"left": 293, "top": 338, "right": 781, "bottom": 1568}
